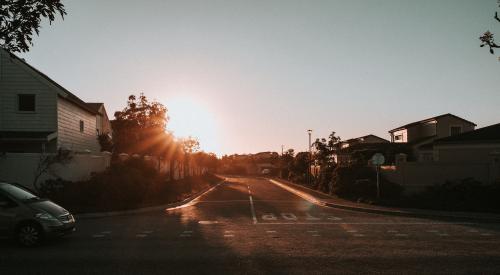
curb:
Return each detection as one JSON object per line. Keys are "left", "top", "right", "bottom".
{"left": 75, "top": 179, "right": 226, "bottom": 219}
{"left": 268, "top": 178, "right": 500, "bottom": 223}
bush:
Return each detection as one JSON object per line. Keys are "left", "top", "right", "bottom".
{"left": 39, "top": 158, "right": 222, "bottom": 213}
{"left": 403, "top": 178, "right": 500, "bottom": 212}
{"left": 332, "top": 166, "right": 403, "bottom": 202}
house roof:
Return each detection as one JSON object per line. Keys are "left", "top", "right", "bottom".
{"left": 388, "top": 113, "right": 477, "bottom": 133}
{"left": 1, "top": 48, "right": 98, "bottom": 115}
{"left": 343, "top": 134, "right": 390, "bottom": 144}
{"left": 434, "top": 123, "right": 500, "bottom": 145}
{"left": 86, "top": 103, "right": 104, "bottom": 113}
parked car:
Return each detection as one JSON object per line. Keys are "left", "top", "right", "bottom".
{"left": 0, "top": 182, "right": 76, "bottom": 246}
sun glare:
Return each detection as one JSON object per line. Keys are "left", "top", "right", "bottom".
{"left": 165, "top": 97, "right": 220, "bottom": 155}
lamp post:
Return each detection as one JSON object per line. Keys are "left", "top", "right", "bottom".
{"left": 307, "top": 129, "right": 312, "bottom": 185}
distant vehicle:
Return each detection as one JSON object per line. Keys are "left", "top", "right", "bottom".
{"left": 0, "top": 182, "right": 76, "bottom": 247}
{"left": 261, "top": 169, "right": 271, "bottom": 175}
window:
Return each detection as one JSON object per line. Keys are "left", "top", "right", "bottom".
{"left": 17, "top": 94, "right": 36, "bottom": 111}
{"left": 450, "top": 126, "right": 462, "bottom": 136}
{"left": 80, "top": 120, "right": 84, "bottom": 133}
{"left": 394, "top": 134, "right": 403, "bottom": 141}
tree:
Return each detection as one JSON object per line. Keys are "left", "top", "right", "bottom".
{"left": 0, "top": 0, "right": 66, "bottom": 53}
{"left": 112, "top": 93, "right": 169, "bottom": 156}
{"left": 33, "top": 148, "right": 72, "bottom": 192}
{"left": 179, "top": 136, "right": 200, "bottom": 178}
{"left": 312, "top": 132, "right": 341, "bottom": 193}
{"left": 479, "top": 1, "right": 500, "bottom": 60}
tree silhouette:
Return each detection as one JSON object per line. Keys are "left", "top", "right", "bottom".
{"left": 0, "top": 0, "right": 66, "bottom": 52}
{"left": 479, "top": 1, "right": 500, "bottom": 60}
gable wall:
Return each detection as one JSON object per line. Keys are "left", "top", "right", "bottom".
{"left": 57, "top": 97, "right": 100, "bottom": 153}
{"left": 0, "top": 50, "right": 57, "bottom": 132}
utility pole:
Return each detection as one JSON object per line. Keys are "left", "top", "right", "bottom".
{"left": 307, "top": 129, "right": 312, "bottom": 186}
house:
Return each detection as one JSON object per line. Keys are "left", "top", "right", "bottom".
{"left": 340, "top": 134, "right": 390, "bottom": 149}
{"left": 0, "top": 48, "right": 111, "bottom": 153}
{"left": 335, "top": 134, "right": 397, "bottom": 167}
{"left": 388, "top": 114, "right": 476, "bottom": 161}
{"left": 433, "top": 123, "right": 500, "bottom": 164}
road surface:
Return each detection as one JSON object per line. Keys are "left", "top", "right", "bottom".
{"left": 1, "top": 176, "right": 500, "bottom": 274}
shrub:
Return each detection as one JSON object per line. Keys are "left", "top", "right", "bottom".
{"left": 405, "top": 178, "right": 500, "bottom": 212}
{"left": 332, "top": 166, "right": 403, "bottom": 202}
{"left": 39, "top": 158, "right": 222, "bottom": 213}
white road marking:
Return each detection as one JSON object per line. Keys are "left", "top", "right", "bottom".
{"left": 387, "top": 230, "right": 398, "bottom": 233}
{"left": 347, "top": 230, "right": 358, "bottom": 233}
{"left": 224, "top": 234, "right": 235, "bottom": 238}
{"left": 249, "top": 194, "right": 258, "bottom": 224}
{"left": 256, "top": 222, "right": 474, "bottom": 225}
{"left": 305, "top": 213, "right": 321, "bottom": 221}
{"left": 136, "top": 234, "right": 147, "bottom": 238}
{"left": 327, "top": 216, "right": 342, "bottom": 221}
{"left": 266, "top": 230, "right": 277, "bottom": 233}
{"left": 224, "top": 230, "right": 234, "bottom": 233}
{"left": 312, "top": 234, "right": 321, "bottom": 237}
{"left": 307, "top": 230, "right": 319, "bottom": 233}
{"left": 199, "top": 221, "right": 219, "bottom": 225}
{"left": 281, "top": 213, "right": 298, "bottom": 221}
{"left": 427, "top": 230, "right": 439, "bottom": 233}
{"left": 262, "top": 214, "right": 277, "bottom": 220}
{"left": 92, "top": 234, "right": 105, "bottom": 238}
{"left": 354, "top": 234, "right": 365, "bottom": 237}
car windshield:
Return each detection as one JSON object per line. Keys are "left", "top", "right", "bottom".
{"left": 0, "top": 184, "right": 39, "bottom": 202}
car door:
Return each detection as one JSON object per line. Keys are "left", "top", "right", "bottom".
{"left": 0, "top": 192, "right": 19, "bottom": 237}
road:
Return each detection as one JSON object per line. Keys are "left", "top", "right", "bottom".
{"left": 1, "top": 176, "right": 500, "bottom": 274}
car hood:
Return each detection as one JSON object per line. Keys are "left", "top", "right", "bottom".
{"left": 28, "top": 200, "right": 69, "bottom": 216}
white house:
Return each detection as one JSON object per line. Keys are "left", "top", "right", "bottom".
{"left": 0, "top": 48, "right": 111, "bottom": 154}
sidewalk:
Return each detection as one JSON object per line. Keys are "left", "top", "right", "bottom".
{"left": 269, "top": 178, "right": 500, "bottom": 223}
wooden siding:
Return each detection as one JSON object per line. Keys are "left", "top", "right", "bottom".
{"left": 57, "top": 97, "right": 100, "bottom": 153}
{"left": 0, "top": 50, "right": 57, "bottom": 131}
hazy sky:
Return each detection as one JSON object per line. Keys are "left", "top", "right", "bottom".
{"left": 19, "top": 0, "right": 500, "bottom": 155}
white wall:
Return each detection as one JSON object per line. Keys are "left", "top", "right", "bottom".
{"left": 57, "top": 97, "right": 100, "bottom": 153}
{"left": 0, "top": 153, "right": 111, "bottom": 190}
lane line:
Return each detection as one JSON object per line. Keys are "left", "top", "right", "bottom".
{"left": 248, "top": 185, "right": 258, "bottom": 224}
{"left": 266, "top": 230, "right": 277, "bottom": 233}
{"left": 249, "top": 195, "right": 258, "bottom": 224}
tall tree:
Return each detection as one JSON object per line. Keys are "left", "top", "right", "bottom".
{"left": 112, "top": 93, "right": 170, "bottom": 156}
{"left": 479, "top": 1, "right": 500, "bottom": 60}
{"left": 0, "top": 0, "right": 66, "bottom": 52}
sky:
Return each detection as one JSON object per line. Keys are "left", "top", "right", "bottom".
{"left": 18, "top": 0, "right": 500, "bottom": 156}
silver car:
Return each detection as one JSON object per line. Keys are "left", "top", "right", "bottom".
{"left": 0, "top": 182, "right": 76, "bottom": 246}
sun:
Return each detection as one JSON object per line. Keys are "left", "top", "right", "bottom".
{"left": 165, "top": 97, "right": 220, "bottom": 154}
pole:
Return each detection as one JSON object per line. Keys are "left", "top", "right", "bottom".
{"left": 376, "top": 165, "right": 381, "bottom": 200}
{"left": 307, "top": 130, "right": 312, "bottom": 186}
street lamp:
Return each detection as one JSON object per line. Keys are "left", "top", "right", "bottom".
{"left": 307, "top": 129, "right": 312, "bottom": 185}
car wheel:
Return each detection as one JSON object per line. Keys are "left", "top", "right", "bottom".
{"left": 17, "top": 223, "right": 43, "bottom": 247}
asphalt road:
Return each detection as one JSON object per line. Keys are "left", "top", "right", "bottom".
{"left": 1, "top": 176, "right": 500, "bottom": 274}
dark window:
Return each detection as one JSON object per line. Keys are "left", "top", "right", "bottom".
{"left": 80, "top": 120, "right": 84, "bottom": 132}
{"left": 450, "top": 126, "right": 462, "bottom": 136}
{"left": 18, "top": 94, "right": 36, "bottom": 111}
{"left": 395, "top": 135, "right": 403, "bottom": 141}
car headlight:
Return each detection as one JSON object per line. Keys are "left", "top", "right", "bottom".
{"left": 35, "top": 212, "right": 59, "bottom": 221}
